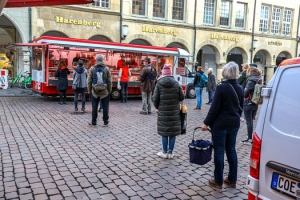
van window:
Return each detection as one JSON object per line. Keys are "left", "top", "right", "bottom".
{"left": 270, "top": 67, "right": 300, "bottom": 137}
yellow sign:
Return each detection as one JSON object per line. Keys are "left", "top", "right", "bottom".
{"left": 142, "top": 26, "right": 178, "bottom": 36}
{"left": 55, "top": 16, "right": 101, "bottom": 29}
{"left": 268, "top": 41, "right": 282, "bottom": 46}
{"left": 211, "top": 33, "right": 239, "bottom": 42}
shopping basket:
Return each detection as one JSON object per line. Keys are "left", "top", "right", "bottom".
{"left": 189, "top": 127, "right": 213, "bottom": 165}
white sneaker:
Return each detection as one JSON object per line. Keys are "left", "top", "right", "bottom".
{"left": 168, "top": 153, "right": 174, "bottom": 159}
{"left": 157, "top": 152, "right": 168, "bottom": 159}
{"left": 240, "top": 117, "right": 245, "bottom": 122}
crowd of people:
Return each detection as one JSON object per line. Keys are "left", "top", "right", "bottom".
{"left": 54, "top": 56, "right": 262, "bottom": 190}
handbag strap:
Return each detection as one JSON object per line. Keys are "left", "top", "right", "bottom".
{"left": 227, "top": 83, "right": 243, "bottom": 112}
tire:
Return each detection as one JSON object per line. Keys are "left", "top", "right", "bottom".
{"left": 25, "top": 82, "right": 32, "bottom": 89}
{"left": 111, "top": 88, "right": 121, "bottom": 100}
{"left": 186, "top": 85, "right": 196, "bottom": 99}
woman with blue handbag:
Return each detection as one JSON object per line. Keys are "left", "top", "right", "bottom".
{"left": 201, "top": 62, "right": 244, "bottom": 189}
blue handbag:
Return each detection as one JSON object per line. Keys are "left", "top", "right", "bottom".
{"left": 189, "top": 127, "right": 213, "bottom": 165}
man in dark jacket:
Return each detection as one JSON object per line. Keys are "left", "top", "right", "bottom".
{"left": 87, "top": 54, "right": 112, "bottom": 127}
{"left": 153, "top": 65, "right": 185, "bottom": 159}
{"left": 206, "top": 68, "right": 217, "bottom": 105}
{"left": 237, "top": 63, "right": 249, "bottom": 88}
{"left": 73, "top": 59, "right": 87, "bottom": 113}
{"left": 240, "top": 66, "right": 261, "bottom": 145}
{"left": 140, "top": 58, "right": 157, "bottom": 115}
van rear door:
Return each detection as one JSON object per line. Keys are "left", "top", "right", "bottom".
{"left": 258, "top": 65, "right": 300, "bottom": 200}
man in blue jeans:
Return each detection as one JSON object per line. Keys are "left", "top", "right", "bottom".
{"left": 193, "top": 66, "right": 208, "bottom": 110}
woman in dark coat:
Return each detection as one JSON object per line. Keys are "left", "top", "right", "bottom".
{"left": 201, "top": 61, "right": 244, "bottom": 189}
{"left": 153, "top": 64, "right": 185, "bottom": 159}
{"left": 55, "top": 61, "right": 70, "bottom": 104}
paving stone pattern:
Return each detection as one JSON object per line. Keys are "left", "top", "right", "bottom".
{"left": 0, "top": 96, "right": 256, "bottom": 200}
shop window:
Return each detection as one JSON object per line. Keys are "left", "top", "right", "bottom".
{"left": 153, "top": 0, "right": 166, "bottom": 19}
{"left": 219, "top": 1, "right": 231, "bottom": 27}
{"left": 259, "top": 5, "right": 269, "bottom": 33}
{"left": 235, "top": 3, "right": 246, "bottom": 29}
{"left": 282, "top": 9, "right": 292, "bottom": 36}
{"left": 271, "top": 7, "right": 281, "bottom": 35}
{"left": 92, "top": 0, "right": 109, "bottom": 8}
{"left": 132, "top": 0, "right": 146, "bottom": 16}
{"left": 172, "top": 0, "right": 185, "bottom": 21}
{"left": 203, "top": 0, "right": 215, "bottom": 25}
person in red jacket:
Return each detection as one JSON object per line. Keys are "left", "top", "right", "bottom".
{"left": 117, "top": 55, "right": 125, "bottom": 70}
{"left": 118, "top": 60, "right": 131, "bottom": 103}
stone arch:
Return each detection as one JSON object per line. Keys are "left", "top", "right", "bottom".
{"left": 254, "top": 48, "right": 272, "bottom": 66}
{"left": 163, "top": 38, "right": 192, "bottom": 53}
{"left": 41, "top": 30, "right": 69, "bottom": 37}
{"left": 125, "top": 34, "right": 156, "bottom": 46}
{"left": 0, "top": 14, "right": 26, "bottom": 43}
{"left": 276, "top": 50, "right": 293, "bottom": 59}
{"left": 88, "top": 35, "right": 113, "bottom": 42}
{"left": 225, "top": 44, "right": 248, "bottom": 64}
{"left": 129, "top": 39, "right": 152, "bottom": 46}
{"left": 196, "top": 41, "right": 222, "bottom": 64}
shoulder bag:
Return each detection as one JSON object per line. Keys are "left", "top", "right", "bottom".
{"left": 227, "top": 83, "right": 243, "bottom": 112}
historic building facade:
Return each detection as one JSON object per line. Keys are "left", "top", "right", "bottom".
{"left": 1, "top": 0, "right": 300, "bottom": 82}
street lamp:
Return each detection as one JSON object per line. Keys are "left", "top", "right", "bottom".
{"left": 250, "top": 39, "right": 258, "bottom": 62}
{"left": 121, "top": 25, "right": 128, "bottom": 40}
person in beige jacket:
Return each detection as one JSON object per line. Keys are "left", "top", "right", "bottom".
{"left": 87, "top": 54, "right": 112, "bottom": 127}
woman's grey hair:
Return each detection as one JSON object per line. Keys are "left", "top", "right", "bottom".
{"left": 222, "top": 62, "right": 240, "bottom": 80}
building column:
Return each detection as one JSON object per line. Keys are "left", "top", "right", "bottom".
{"left": 266, "top": 66, "right": 275, "bottom": 83}
{"left": 216, "top": 63, "right": 225, "bottom": 82}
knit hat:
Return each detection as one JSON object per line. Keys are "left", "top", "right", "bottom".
{"left": 162, "top": 64, "right": 172, "bottom": 76}
{"left": 249, "top": 63, "right": 257, "bottom": 68}
{"left": 96, "top": 54, "right": 104, "bottom": 64}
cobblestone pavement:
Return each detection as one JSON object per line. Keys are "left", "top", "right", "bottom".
{"left": 0, "top": 96, "right": 256, "bottom": 200}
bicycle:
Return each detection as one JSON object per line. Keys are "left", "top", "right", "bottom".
{"left": 10, "top": 71, "right": 32, "bottom": 89}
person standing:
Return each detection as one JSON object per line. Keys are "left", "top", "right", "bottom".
{"left": 240, "top": 67, "right": 261, "bottom": 145}
{"left": 73, "top": 59, "right": 87, "bottom": 113}
{"left": 153, "top": 64, "right": 185, "bottom": 159}
{"left": 87, "top": 54, "right": 112, "bottom": 127}
{"left": 55, "top": 61, "right": 70, "bottom": 105}
{"left": 237, "top": 63, "right": 249, "bottom": 122}
{"left": 119, "top": 60, "right": 131, "bottom": 103}
{"left": 201, "top": 61, "right": 244, "bottom": 189}
{"left": 206, "top": 68, "right": 217, "bottom": 105}
{"left": 193, "top": 66, "right": 208, "bottom": 110}
{"left": 140, "top": 58, "right": 157, "bottom": 115}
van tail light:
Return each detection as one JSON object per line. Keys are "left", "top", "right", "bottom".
{"left": 248, "top": 191, "right": 263, "bottom": 200}
{"left": 250, "top": 132, "right": 262, "bottom": 179}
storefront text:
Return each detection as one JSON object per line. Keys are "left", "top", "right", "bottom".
{"left": 55, "top": 16, "right": 101, "bottom": 29}
{"left": 142, "top": 26, "right": 178, "bottom": 36}
{"left": 268, "top": 41, "right": 282, "bottom": 46}
{"left": 211, "top": 34, "right": 239, "bottom": 42}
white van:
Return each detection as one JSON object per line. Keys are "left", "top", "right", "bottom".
{"left": 247, "top": 58, "right": 300, "bottom": 200}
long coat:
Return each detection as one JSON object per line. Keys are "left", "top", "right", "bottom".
{"left": 153, "top": 76, "right": 185, "bottom": 137}
{"left": 55, "top": 67, "right": 70, "bottom": 91}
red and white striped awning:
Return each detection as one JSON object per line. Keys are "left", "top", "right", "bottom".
{"left": 4, "top": 0, "right": 93, "bottom": 7}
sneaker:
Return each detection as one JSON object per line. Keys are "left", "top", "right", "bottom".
{"left": 157, "top": 152, "right": 168, "bottom": 159}
{"left": 81, "top": 108, "right": 85, "bottom": 113}
{"left": 58, "top": 102, "right": 63, "bottom": 105}
{"left": 98, "top": 109, "right": 103, "bottom": 113}
{"left": 168, "top": 153, "right": 174, "bottom": 159}
{"left": 223, "top": 177, "right": 236, "bottom": 188}
{"left": 240, "top": 139, "right": 252, "bottom": 145}
{"left": 193, "top": 107, "right": 201, "bottom": 110}
{"left": 140, "top": 111, "right": 147, "bottom": 115}
{"left": 240, "top": 117, "right": 245, "bottom": 122}
{"left": 74, "top": 108, "right": 78, "bottom": 113}
{"left": 206, "top": 102, "right": 211, "bottom": 105}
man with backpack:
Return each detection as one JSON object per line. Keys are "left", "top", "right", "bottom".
{"left": 87, "top": 54, "right": 112, "bottom": 127}
{"left": 140, "top": 57, "right": 157, "bottom": 115}
{"left": 193, "top": 66, "right": 208, "bottom": 110}
{"left": 240, "top": 66, "right": 262, "bottom": 145}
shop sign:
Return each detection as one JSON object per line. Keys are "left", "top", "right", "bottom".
{"left": 211, "top": 33, "right": 239, "bottom": 42}
{"left": 176, "top": 67, "right": 185, "bottom": 75}
{"left": 268, "top": 41, "right": 282, "bottom": 46}
{"left": 142, "top": 26, "right": 178, "bottom": 36}
{"left": 55, "top": 16, "right": 101, "bottom": 29}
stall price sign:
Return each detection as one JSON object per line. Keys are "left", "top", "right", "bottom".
{"left": 176, "top": 67, "right": 185, "bottom": 76}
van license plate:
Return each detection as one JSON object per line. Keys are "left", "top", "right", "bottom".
{"left": 271, "top": 172, "right": 300, "bottom": 199}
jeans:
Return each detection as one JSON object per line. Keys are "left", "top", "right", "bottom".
{"left": 91, "top": 94, "right": 110, "bottom": 125}
{"left": 74, "top": 88, "right": 86, "bottom": 109}
{"left": 195, "top": 87, "right": 203, "bottom": 108}
{"left": 162, "top": 136, "right": 176, "bottom": 153}
{"left": 98, "top": 99, "right": 103, "bottom": 110}
{"left": 142, "top": 91, "right": 152, "bottom": 112}
{"left": 208, "top": 90, "right": 215, "bottom": 103}
{"left": 211, "top": 128, "right": 239, "bottom": 185}
{"left": 59, "top": 90, "right": 66, "bottom": 102}
{"left": 244, "top": 104, "right": 258, "bottom": 140}
{"left": 120, "top": 82, "right": 128, "bottom": 102}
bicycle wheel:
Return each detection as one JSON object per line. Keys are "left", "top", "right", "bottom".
{"left": 18, "top": 77, "right": 25, "bottom": 88}
{"left": 25, "top": 78, "right": 32, "bottom": 89}
{"left": 10, "top": 77, "right": 19, "bottom": 88}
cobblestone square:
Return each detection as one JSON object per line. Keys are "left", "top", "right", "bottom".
{"left": 0, "top": 96, "right": 252, "bottom": 200}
